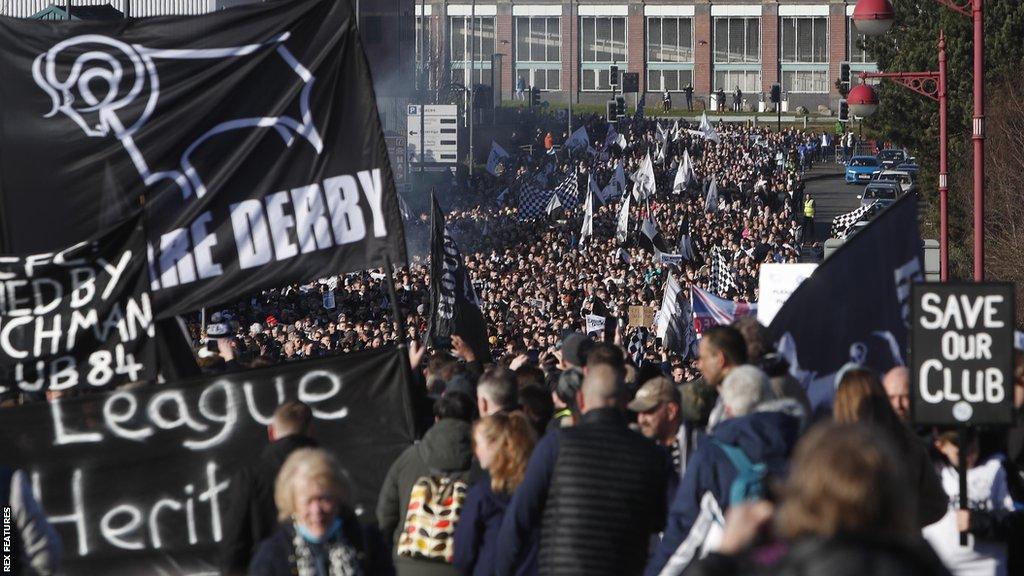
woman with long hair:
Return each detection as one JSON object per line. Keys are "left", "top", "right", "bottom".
{"left": 832, "top": 368, "right": 947, "bottom": 528}
{"left": 453, "top": 412, "right": 537, "bottom": 576}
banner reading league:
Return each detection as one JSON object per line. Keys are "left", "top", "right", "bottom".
{"left": 0, "top": 215, "right": 155, "bottom": 395}
{"left": 0, "top": 347, "right": 415, "bottom": 575}
{"left": 0, "top": 0, "right": 406, "bottom": 317}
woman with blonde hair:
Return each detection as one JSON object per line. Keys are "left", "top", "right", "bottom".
{"left": 453, "top": 412, "right": 537, "bottom": 576}
{"left": 833, "top": 368, "right": 946, "bottom": 528}
{"left": 249, "top": 448, "right": 375, "bottom": 576}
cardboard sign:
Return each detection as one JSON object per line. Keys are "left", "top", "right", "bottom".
{"left": 628, "top": 306, "right": 655, "bottom": 328}
{"left": 585, "top": 314, "right": 606, "bottom": 336}
{"left": 911, "top": 283, "right": 1016, "bottom": 426}
{"left": 757, "top": 263, "right": 817, "bottom": 326}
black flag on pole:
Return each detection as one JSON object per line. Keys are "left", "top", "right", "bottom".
{"left": 768, "top": 194, "right": 923, "bottom": 417}
{"left": 427, "top": 197, "right": 491, "bottom": 362}
{"left": 0, "top": 0, "right": 406, "bottom": 317}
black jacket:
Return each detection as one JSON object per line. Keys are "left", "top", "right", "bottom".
{"left": 221, "top": 434, "right": 318, "bottom": 576}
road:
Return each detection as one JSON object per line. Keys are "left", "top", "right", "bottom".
{"left": 799, "top": 160, "right": 860, "bottom": 262}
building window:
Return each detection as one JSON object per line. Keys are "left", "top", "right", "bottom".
{"left": 781, "top": 17, "right": 828, "bottom": 63}
{"left": 515, "top": 16, "right": 561, "bottom": 91}
{"left": 415, "top": 16, "right": 429, "bottom": 65}
{"left": 647, "top": 17, "right": 693, "bottom": 92}
{"left": 847, "top": 17, "right": 873, "bottom": 63}
{"left": 781, "top": 69, "right": 829, "bottom": 93}
{"left": 450, "top": 16, "right": 495, "bottom": 86}
{"left": 580, "top": 16, "right": 626, "bottom": 91}
{"left": 713, "top": 17, "right": 759, "bottom": 63}
{"left": 714, "top": 70, "right": 761, "bottom": 94}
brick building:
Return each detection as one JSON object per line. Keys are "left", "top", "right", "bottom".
{"left": 415, "top": 0, "right": 878, "bottom": 111}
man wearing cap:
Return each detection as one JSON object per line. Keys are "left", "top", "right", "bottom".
{"left": 629, "top": 377, "right": 685, "bottom": 477}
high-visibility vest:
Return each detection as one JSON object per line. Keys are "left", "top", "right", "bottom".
{"left": 804, "top": 198, "right": 816, "bottom": 218}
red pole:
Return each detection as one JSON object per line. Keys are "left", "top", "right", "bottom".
{"left": 938, "top": 34, "right": 948, "bottom": 281}
{"left": 972, "top": 0, "right": 984, "bottom": 281}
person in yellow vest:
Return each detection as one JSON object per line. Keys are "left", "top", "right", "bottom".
{"left": 802, "top": 193, "right": 816, "bottom": 243}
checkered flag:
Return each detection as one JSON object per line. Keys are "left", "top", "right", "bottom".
{"left": 627, "top": 327, "right": 649, "bottom": 367}
{"left": 518, "top": 178, "right": 553, "bottom": 220}
{"left": 708, "top": 246, "right": 739, "bottom": 297}
{"left": 553, "top": 172, "right": 581, "bottom": 210}
{"left": 830, "top": 201, "right": 879, "bottom": 238}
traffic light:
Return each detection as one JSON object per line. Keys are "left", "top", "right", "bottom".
{"left": 770, "top": 83, "right": 781, "bottom": 104}
{"left": 615, "top": 96, "right": 626, "bottom": 119}
{"left": 609, "top": 65, "right": 619, "bottom": 87}
{"left": 840, "top": 63, "right": 851, "bottom": 86}
{"left": 530, "top": 86, "right": 541, "bottom": 107}
{"left": 606, "top": 100, "right": 617, "bottom": 121}
{"left": 839, "top": 98, "right": 849, "bottom": 122}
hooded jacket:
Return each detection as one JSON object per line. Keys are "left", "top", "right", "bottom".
{"left": 644, "top": 411, "right": 801, "bottom": 576}
{"left": 376, "top": 418, "right": 474, "bottom": 576}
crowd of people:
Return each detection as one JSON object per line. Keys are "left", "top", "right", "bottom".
{"left": 220, "top": 322, "right": 1024, "bottom": 576}
{"left": 191, "top": 111, "right": 825, "bottom": 384}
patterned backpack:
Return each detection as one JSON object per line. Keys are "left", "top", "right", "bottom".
{"left": 397, "top": 474, "right": 468, "bottom": 562}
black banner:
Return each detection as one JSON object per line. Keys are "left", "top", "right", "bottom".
{"left": 427, "top": 197, "right": 491, "bottom": 362}
{"left": 0, "top": 347, "right": 415, "bottom": 575}
{"left": 0, "top": 215, "right": 156, "bottom": 395}
{"left": 911, "top": 282, "right": 1016, "bottom": 426}
{"left": 0, "top": 0, "right": 406, "bottom": 317}
{"left": 768, "top": 194, "right": 923, "bottom": 415}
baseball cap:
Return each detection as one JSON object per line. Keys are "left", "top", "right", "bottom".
{"left": 628, "top": 377, "right": 681, "bottom": 413}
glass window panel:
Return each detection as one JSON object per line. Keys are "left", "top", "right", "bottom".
{"left": 648, "top": 70, "right": 660, "bottom": 92}
{"left": 612, "top": 18, "right": 626, "bottom": 60}
{"left": 595, "top": 18, "right": 612, "bottom": 61}
{"left": 796, "top": 19, "right": 812, "bottom": 61}
{"left": 664, "top": 69, "right": 678, "bottom": 91}
{"left": 547, "top": 18, "right": 561, "bottom": 61}
{"left": 480, "top": 18, "right": 494, "bottom": 59}
{"left": 728, "top": 19, "right": 744, "bottom": 62}
{"left": 583, "top": 68, "right": 595, "bottom": 90}
{"left": 680, "top": 19, "right": 693, "bottom": 61}
{"left": 782, "top": 18, "right": 796, "bottom": 62}
{"left": 648, "top": 18, "right": 661, "bottom": 61}
{"left": 583, "top": 18, "right": 595, "bottom": 61}
{"left": 813, "top": 18, "right": 828, "bottom": 62}
{"left": 516, "top": 17, "right": 529, "bottom": 61}
{"left": 714, "top": 18, "right": 728, "bottom": 62}
{"left": 745, "top": 19, "right": 759, "bottom": 62}
{"left": 451, "top": 17, "right": 464, "bottom": 62}
{"left": 664, "top": 19, "right": 678, "bottom": 58}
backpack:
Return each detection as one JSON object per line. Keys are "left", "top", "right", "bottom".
{"left": 712, "top": 439, "right": 767, "bottom": 505}
{"left": 397, "top": 474, "right": 468, "bottom": 563}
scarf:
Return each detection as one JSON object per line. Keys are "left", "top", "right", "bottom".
{"left": 290, "top": 520, "right": 362, "bottom": 576}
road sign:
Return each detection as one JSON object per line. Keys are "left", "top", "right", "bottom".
{"left": 407, "top": 104, "right": 459, "bottom": 166}
{"left": 911, "top": 282, "right": 1016, "bottom": 426}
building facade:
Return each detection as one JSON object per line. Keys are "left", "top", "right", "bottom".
{"left": 415, "top": 0, "right": 877, "bottom": 110}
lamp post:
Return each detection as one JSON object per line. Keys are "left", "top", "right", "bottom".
{"left": 848, "top": 34, "right": 948, "bottom": 281}
{"left": 853, "top": 0, "right": 984, "bottom": 281}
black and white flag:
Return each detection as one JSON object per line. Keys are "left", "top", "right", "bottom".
{"left": 656, "top": 273, "right": 699, "bottom": 358}
{"left": 546, "top": 189, "right": 563, "bottom": 216}
{"left": 617, "top": 247, "right": 632, "bottom": 265}
{"left": 628, "top": 327, "right": 649, "bottom": 367}
{"left": 704, "top": 177, "right": 720, "bottom": 213}
{"left": 709, "top": 246, "right": 739, "bottom": 296}
{"left": 678, "top": 217, "right": 696, "bottom": 261}
{"left": 633, "top": 152, "right": 656, "bottom": 201}
{"left": 770, "top": 194, "right": 923, "bottom": 416}
{"left": 580, "top": 188, "right": 595, "bottom": 246}
{"left": 830, "top": 201, "right": 880, "bottom": 238}
{"left": 428, "top": 197, "right": 491, "bottom": 361}
{"left": 673, "top": 149, "right": 695, "bottom": 193}
{"left": 518, "top": 179, "right": 553, "bottom": 220}
{"left": 0, "top": 0, "right": 407, "bottom": 317}
{"left": 0, "top": 215, "right": 157, "bottom": 395}
{"left": 616, "top": 191, "right": 631, "bottom": 244}
{"left": 602, "top": 162, "right": 627, "bottom": 201}
{"left": 553, "top": 172, "right": 581, "bottom": 210}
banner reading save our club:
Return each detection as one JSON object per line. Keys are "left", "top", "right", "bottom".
{"left": 0, "top": 347, "right": 415, "bottom": 575}
{"left": 0, "top": 215, "right": 156, "bottom": 395}
{"left": 0, "top": 0, "right": 406, "bottom": 317}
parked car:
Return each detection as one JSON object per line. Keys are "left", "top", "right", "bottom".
{"left": 858, "top": 181, "right": 902, "bottom": 208}
{"left": 877, "top": 148, "right": 908, "bottom": 169}
{"left": 874, "top": 170, "right": 917, "bottom": 195}
{"left": 896, "top": 162, "right": 920, "bottom": 175}
{"left": 845, "top": 156, "right": 881, "bottom": 184}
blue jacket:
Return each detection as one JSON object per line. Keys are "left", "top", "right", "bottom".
{"left": 644, "top": 411, "right": 801, "bottom": 576}
{"left": 453, "top": 475, "right": 537, "bottom": 576}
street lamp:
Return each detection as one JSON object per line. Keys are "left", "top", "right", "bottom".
{"left": 854, "top": 0, "right": 984, "bottom": 281}
{"left": 847, "top": 83, "right": 879, "bottom": 118}
{"left": 851, "top": 0, "right": 895, "bottom": 36}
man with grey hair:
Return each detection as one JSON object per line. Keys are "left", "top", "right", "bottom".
{"left": 646, "top": 365, "right": 801, "bottom": 576}
{"left": 477, "top": 366, "right": 518, "bottom": 416}
{"left": 495, "top": 363, "right": 670, "bottom": 576}
{"left": 720, "top": 365, "right": 773, "bottom": 419}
